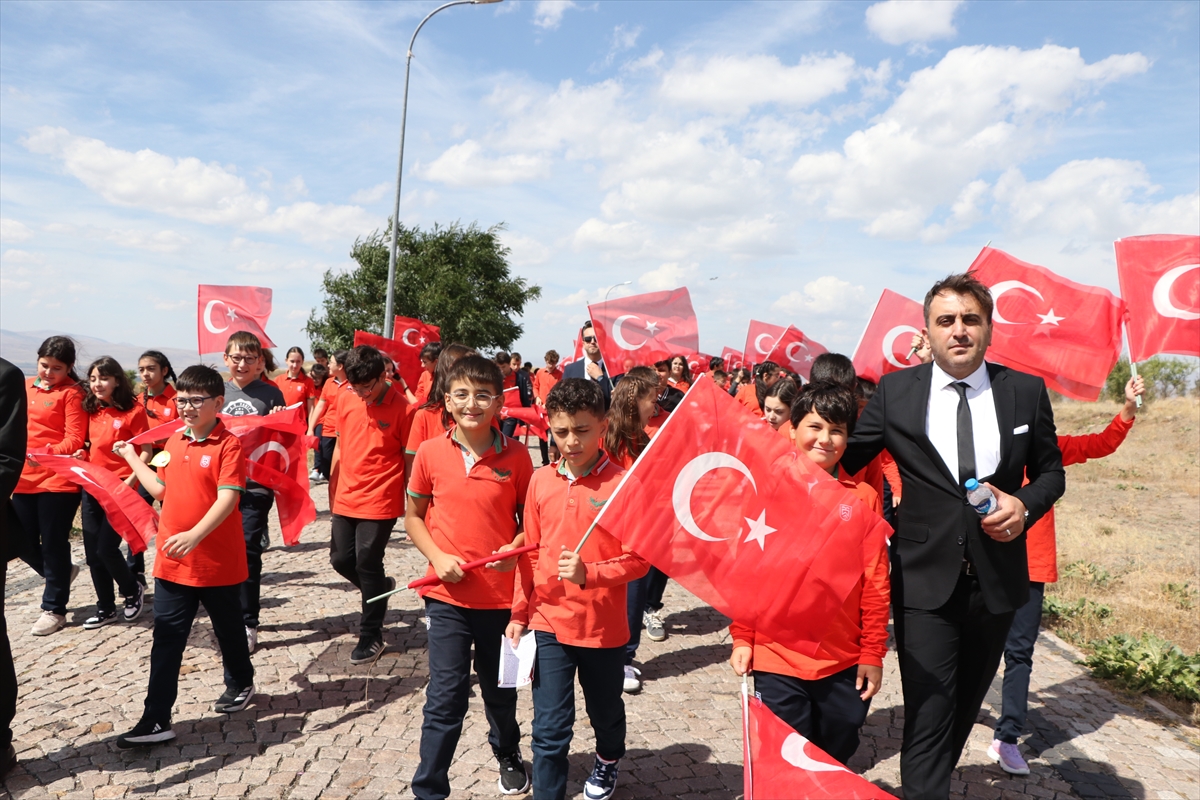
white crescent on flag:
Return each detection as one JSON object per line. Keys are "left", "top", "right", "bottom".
{"left": 1152, "top": 264, "right": 1200, "bottom": 321}
{"left": 754, "top": 333, "right": 775, "bottom": 356}
{"left": 204, "top": 300, "right": 230, "bottom": 334}
{"left": 883, "top": 325, "right": 921, "bottom": 369}
{"left": 612, "top": 314, "right": 645, "bottom": 350}
{"left": 989, "top": 281, "right": 1045, "bottom": 324}
{"left": 249, "top": 441, "right": 290, "bottom": 474}
{"left": 780, "top": 732, "right": 850, "bottom": 774}
{"left": 401, "top": 328, "right": 420, "bottom": 346}
{"left": 671, "top": 452, "right": 753, "bottom": 542}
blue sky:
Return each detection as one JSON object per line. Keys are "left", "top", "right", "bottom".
{"left": 2, "top": 0, "right": 1197, "bottom": 363}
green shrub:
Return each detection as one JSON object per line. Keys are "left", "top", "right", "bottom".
{"left": 1105, "top": 356, "right": 1198, "bottom": 403}
{"left": 1042, "top": 595, "right": 1112, "bottom": 621}
{"left": 1061, "top": 560, "right": 1116, "bottom": 588}
{"left": 1084, "top": 633, "right": 1200, "bottom": 702}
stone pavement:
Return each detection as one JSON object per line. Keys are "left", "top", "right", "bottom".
{"left": 3, "top": 478, "right": 1198, "bottom": 799}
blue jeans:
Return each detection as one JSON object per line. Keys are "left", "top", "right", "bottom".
{"left": 239, "top": 490, "right": 274, "bottom": 629}
{"left": 531, "top": 631, "right": 626, "bottom": 800}
{"left": 625, "top": 566, "right": 668, "bottom": 663}
{"left": 996, "top": 581, "right": 1045, "bottom": 744}
{"left": 12, "top": 491, "right": 81, "bottom": 615}
{"left": 80, "top": 491, "right": 140, "bottom": 613}
{"left": 412, "top": 600, "right": 520, "bottom": 800}
{"left": 143, "top": 578, "right": 253, "bottom": 724}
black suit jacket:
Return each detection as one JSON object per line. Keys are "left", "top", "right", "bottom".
{"left": 561, "top": 358, "right": 612, "bottom": 408}
{"left": 842, "top": 361, "right": 1064, "bottom": 614}
{"left": 0, "top": 357, "right": 29, "bottom": 562}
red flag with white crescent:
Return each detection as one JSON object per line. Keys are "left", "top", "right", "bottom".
{"left": 743, "top": 687, "right": 897, "bottom": 800}
{"left": 851, "top": 290, "right": 926, "bottom": 384}
{"left": 588, "top": 288, "right": 700, "bottom": 375}
{"left": 591, "top": 375, "right": 891, "bottom": 658}
{"left": 31, "top": 454, "right": 157, "bottom": 554}
{"left": 1114, "top": 234, "right": 1200, "bottom": 362}
{"left": 393, "top": 316, "right": 442, "bottom": 388}
{"left": 743, "top": 320, "right": 787, "bottom": 367}
{"left": 968, "top": 247, "right": 1124, "bottom": 401}
{"left": 197, "top": 285, "right": 276, "bottom": 354}
{"left": 764, "top": 326, "right": 828, "bottom": 381}
{"left": 721, "top": 347, "right": 745, "bottom": 372}
{"left": 687, "top": 352, "right": 714, "bottom": 376}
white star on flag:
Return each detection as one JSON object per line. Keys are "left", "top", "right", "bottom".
{"left": 644, "top": 320, "right": 659, "bottom": 335}
{"left": 1037, "top": 309, "right": 1065, "bottom": 326}
{"left": 743, "top": 510, "right": 776, "bottom": 551}
{"left": 227, "top": 306, "right": 239, "bottom": 322}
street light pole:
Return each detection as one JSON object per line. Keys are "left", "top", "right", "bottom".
{"left": 603, "top": 280, "right": 632, "bottom": 303}
{"left": 382, "top": 0, "right": 502, "bottom": 339}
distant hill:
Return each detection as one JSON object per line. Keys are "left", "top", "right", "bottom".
{"left": 0, "top": 330, "right": 202, "bottom": 377}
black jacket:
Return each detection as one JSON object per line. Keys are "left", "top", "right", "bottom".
{"left": 0, "top": 358, "right": 29, "bottom": 561}
{"left": 513, "top": 369, "right": 534, "bottom": 407}
{"left": 842, "top": 361, "right": 1064, "bottom": 614}
{"left": 561, "top": 358, "right": 612, "bottom": 409}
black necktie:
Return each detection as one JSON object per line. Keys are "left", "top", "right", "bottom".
{"left": 953, "top": 381, "right": 976, "bottom": 485}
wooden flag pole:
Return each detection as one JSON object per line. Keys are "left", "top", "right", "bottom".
{"left": 742, "top": 675, "right": 754, "bottom": 799}
{"left": 1130, "top": 361, "right": 1143, "bottom": 408}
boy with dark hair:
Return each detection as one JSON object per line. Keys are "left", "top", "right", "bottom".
{"left": 113, "top": 365, "right": 255, "bottom": 747}
{"left": 534, "top": 350, "right": 563, "bottom": 467}
{"left": 496, "top": 351, "right": 534, "bottom": 439}
{"left": 221, "top": 331, "right": 285, "bottom": 654}
{"left": 407, "top": 354, "right": 534, "bottom": 799}
{"left": 312, "top": 348, "right": 329, "bottom": 367}
{"left": 508, "top": 378, "right": 649, "bottom": 800}
{"left": 809, "top": 352, "right": 857, "bottom": 389}
{"left": 651, "top": 360, "right": 684, "bottom": 413}
{"left": 322, "top": 345, "right": 412, "bottom": 664}
{"left": 729, "top": 380, "right": 889, "bottom": 766}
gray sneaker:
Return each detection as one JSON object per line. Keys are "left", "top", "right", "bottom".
{"left": 643, "top": 610, "right": 667, "bottom": 642}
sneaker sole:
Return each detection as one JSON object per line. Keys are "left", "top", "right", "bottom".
{"left": 117, "top": 731, "right": 176, "bottom": 749}
{"left": 987, "top": 745, "right": 1030, "bottom": 775}
{"left": 349, "top": 646, "right": 386, "bottom": 666}
{"left": 123, "top": 606, "right": 144, "bottom": 622}
{"left": 213, "top": 689, "right": 255, "bottom": 714}
{"left": 622, "top": 684, "right": 641, "bottom": 695}
{"left": 646, "top": 631, "right": 667, "bottom": 642}
{"left": 31, "top": 622, "right": 65, "bottom": 636}
{"left": 83, "top": 617, "right": 119, "bottom": 630}
{"left": 497, "top": 772, "right": 530, "bottom": 795}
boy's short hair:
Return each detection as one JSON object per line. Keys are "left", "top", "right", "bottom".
{"left": 331, "top": 349, "right": 350, "bottom": 367}
{"left": 857, "top": 376, "right": 877, "bottom": 402}
{"left": 708, "top": 356, "right": 724, "bottom": 371}
{"left": 494, "top": 351, "right": 511, "bottom": 365}
{"left": 654, "top": 360, "right": 670, "bottom": 371}
{"left": 544, "top": 349, "right": 560, "bottom": 363}
{"left": 712, "top": 369, "right": 727, "bottom": 382}
{"left": 312, "top": 347, "right": 328, "bottom": 359}
{"left": 176, "top": 364, "right": 225, "bottom": 398}
{"left": 343, "top": 345, "right": 386, "bottom": 385}
{"left": 445, "top": 354, "right": 504, "bottom": 395}
{"left": 546, "top": 378, "right": 605, "bottom": 419}
{"left": 420, "top": 342, "right": 443, "bottom": 362}
{"left": 809, "top": 353, "right": 856, "bottom": 389}
{"left": 510, "top": 352, "right": 522, "bottom": 363}
{"left": 225, "top": 331, "right": 263, "bottom": 356}
{"left": 791, "top": 380, "right": 858, "bottom": 437}
{"left": 310, "top": 362, "right": 330, "bottom": 387}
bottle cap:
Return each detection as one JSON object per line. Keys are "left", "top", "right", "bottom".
{"left": 964, "top": 478, "right": 979, "bottom": 490}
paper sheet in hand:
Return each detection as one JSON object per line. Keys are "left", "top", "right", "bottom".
{"left": 498, "top": 634, "right": 536, "bottom": 688}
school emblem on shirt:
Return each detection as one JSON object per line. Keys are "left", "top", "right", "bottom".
{"left": 200, "top": 455, "right": 212, "bottom": 468}
{"left": 163, "top": 408, "right": 173, "bottom": 417}
{"left": 839, "top": 504, "right": 852, "bottom": 522}
{"left": 492, "top": 467, "right": 511, "bottom": 482}
{"left": 113, "top": 419, "right": 123, "bottom": 430}
{"left": 378, "top": 420, "right": 391, "bottom": 430}
{"left": 588, "top": 497, "right": 607, "bottom": 510}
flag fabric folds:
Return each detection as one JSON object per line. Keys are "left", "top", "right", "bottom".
{"left": 743, "top": 320, "right": 786, "bottom": 367}
{"left": 1114, "top": 234, "right": 1200, "bottom": 362}
{"left": 588, "top": 288, "right": 700, "bottom": 376}
{"left": 764, "top": 325, "right": 828, "bottom": 381}
{"left": 592, "top": 375, "right": 892, "bottom": 658}
{"left": 32, "top": 454, "right": 157, "bottom": 554}
{"left": 197, "top": 285, "right": 276, "bottom": 354}
{"left": 852, "top": 290, "right": 926, "bottom": 384}
{"left": 722, "top": 347, "right": 745, "bottom": 372}
{"left": 353, "top": 322, "right": 441, "bottom": 392}
{"left": 968, "top": 247, "right": 1124, "bottom": 401}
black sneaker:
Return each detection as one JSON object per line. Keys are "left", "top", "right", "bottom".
{"left": 583, "top": 755, "right": 620, "bottom": 800}
{"left": 116, "top": 719, "right": 175, "bottom": 749}
{"left": 82, "top": 609, "right": 119, "bottom": 630}
{"left": 123, "top": 582, "right": 145, "bottom": 622}
{"left": 212, "top": 684, "right": 255, "bottom": 713}
{"left": 496, "top": 751, "right": 530, "bottom": 795}
{"left": 350, "top": 636, "right": 385, "bottom": 665}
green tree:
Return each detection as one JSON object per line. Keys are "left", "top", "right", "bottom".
{"left": 306, "top": 221, "right": 541, "bottom": 352}
{"left": 1104, "top": 356, "right": 1198, "bottom": 403}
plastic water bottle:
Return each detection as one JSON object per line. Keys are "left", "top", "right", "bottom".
{"left": 964, "top": 478, "right": 997, "bottom": 516}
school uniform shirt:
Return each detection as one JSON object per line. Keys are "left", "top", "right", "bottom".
{"left": 667, "top": 377, "right": 690, "bottom": 392}
{"left": 730, "top": 476, "right": 889, "bottom": 681}
{"left": 87, "top": 405, "right": 150, "bottom": 479}
{"left": 154, "top": 420, "right": 248, "bottom": 587}
{"left": 223, "top": 378, "right": 285, "bottom": 496}
{"left": 735, "top": 383, "right": 760, "bottom": 415}
{"left": 532, "top": 366, "right": 563, "bottom": 404}
{"left": 315, "top": 378, "right": 350, "bottom": 429}
{"left": 644, "top": 405, "right": 668, "bottom": 439}
{"left": 408, "top": 427, "right": 534, "bottom": 609}
{"left": 512, "top": 453, "right": 650, "bottom": 648}
{"left": 324, "top": 382, "right": 412, "bottom": 520}
{"left": 406, "top": 405, "right": 501, "bottom": 456}
{"left": 414, "top": 371, "right": 433, "bottom": 406}
{"left": 273, "top": 372, "right": 317, "bottom": 408}
{"left": 139, "top": 384, "right": 178, "bottom": 429}
{"left": 17, "top": 377, "right": 87, "bottom": 494}
{"left": 1025, "top": 414, "right": 1134, "bottom": 583}
{"left": 774, "top": 419, "right": 794, "bottom": 443}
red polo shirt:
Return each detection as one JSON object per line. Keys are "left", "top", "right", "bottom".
{"left": 139, "top": 384, "right": 178, "bottom": 429}
{"left": 87, "top": 405, "right": 151, "bottom": 478}
{"left": 274, "top": 372, "right": 317, "bottom": 408}
{"left": 324, "top": 382, "right": 412, "bottom": 520}
{"left": 18, "top": 378, "right": 87, "bottom": 494}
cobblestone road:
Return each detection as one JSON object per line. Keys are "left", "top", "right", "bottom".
{"left": 4, "top": 476, "right": 1197, "bottom": 799}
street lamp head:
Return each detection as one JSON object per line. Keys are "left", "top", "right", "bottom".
{"left": 472, "top": 0, "right": 503, "bottom": 4}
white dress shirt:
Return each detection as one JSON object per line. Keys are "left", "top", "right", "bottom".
{"left": 926, "top": 361, "right": 1001, "bottom": 484}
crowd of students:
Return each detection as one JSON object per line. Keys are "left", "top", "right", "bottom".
{"left": 3, "top": 305, "right": 1145, "bottom": 799}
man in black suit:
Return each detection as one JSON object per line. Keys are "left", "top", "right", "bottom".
{"left": 842, "top": 273, "right": 1064, "bottom": 800}
{"left": 561, "top": 320, "right": 612, "bottom": 409}
{"left": 0, "top": 357, "right": 28, "bottom": 775}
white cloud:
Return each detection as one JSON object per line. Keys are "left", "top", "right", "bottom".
{"left": 152, "top": 297, "right": 190, "bottom": 311}
{"left": 602, "top": 24, "right": 642, "bottom": 67}
{"left": 638, "top": 262, "right": 696, "bottom": 291}
{"left": 499, "top": 232, "right": 552, "bottom": 266}
{"left": 570, "top": 218, "right": 653, "bottom": 255}
{"left": 350, "top": 182, "right": 391, "bottom": 204}
{"left": 419, "top": 140, "right": 550, "bottom": 187}
{"left": 772, "top": 276, "right": 867, "bottom": 317}
{"left": 283, "top": 175, "right": 308, "bottom": 199}
{"left": 43, "top": 223, "right": 191, "bottom": 253}
{"left": 660, "top": 53, "right": 857, "bottom": 115}
{"left": 0, "top": 218, "right": 33, "bottom": 243}
{"left": 243, "top": 202, "right": 378, "bottom": 243}
{"left": 555, "top": 288, "right": 592, "bottom": 307}
{"left": 623, "top": 48, "right": 664, "bottom": 73}
{"left": 789, "top": 45, "right": 1150, "bottom": 239}
{"left": 865, "top": 0, "right": 964, "bottom": 46}
{"left": 0, "top": 249, "right": 46, "bottom": 265}
{"left": 533, "top": 0, "right": 576, "bottom": 30}
{"left": 920, "top": 179, "right": 990, "bottom": 242}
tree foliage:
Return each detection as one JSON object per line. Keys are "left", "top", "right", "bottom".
{"left": 305, "top": 221, "right": 541, "bottom": 352}
{"left": 1104, "top": 356, "right": 1198, "bottom": 403}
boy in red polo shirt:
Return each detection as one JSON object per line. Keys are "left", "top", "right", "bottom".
{"left": 507, "top": 379, "right": 649, "bottom": 800}
{"left": 322, "top": 345, "right": 412, "bottom": 665}
{"left": 533, "top": 349, "right": 563, "bottom": 467}
{"left": 407, "top": 354, "right": 534, "bottom": 800}
{"left": 112, "top": 364, "right": 254, "bottom": 748}
{"left": 729, "top": 380, "right": 889, "bottom": 766}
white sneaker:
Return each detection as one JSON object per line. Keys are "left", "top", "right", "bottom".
{"left": 622, "top": 665, "right": 642, "bottom": 694}
{"left": 246, "top": 626, "right": 258, "bottom": 654}
{"left": 643, "top": 609, "right": 667, "bottom": 642}
{"left": 31, "top": 611, "right": 66, "bottom": 636}
{"left": 988, "top": 739, "right": 1030, "bottom": 775}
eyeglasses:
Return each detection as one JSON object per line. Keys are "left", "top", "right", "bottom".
{"left": 225, "top": 354, "right": 259, "bottom": 364}
{"left": 350, "top": 378, "right": 381, "bottom": 398}
{"left": 582, "top": 336, "right": 597, "bottom": 344}
{"left": 449, "top": 391, "right": 498, "bottom": 408}
{"left": 174, "top": 396, "right": 214, "bottom": 409}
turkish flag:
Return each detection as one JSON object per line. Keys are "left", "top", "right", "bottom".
{"left": 594, "top": 375, "right": 891, "bottom": 657}
{"left": 588, "top": 288, "right": 700, "bottom": 376}
{"left": 32, "top": 454, "right": 157, "bottom": 554}
{"left": 687, "top": 352, "right": 714, "bottom": 375}
{"left": 765, "top": 326, "right": 828, "bottom": 381}
{"left": 968, "top": 247, "right": 1124, "bottom": 401}
{"left": 852, "top": 290, "right": 926, "bottom": 384}
{"left": 197, "top": 285, "right": 276, "bottom": 354}
{"left": 743, "top": 688, "right": 896, "bottom": 800}
{"left": 722, "top": 347, "right": 745, "bottom": 372}
{"left": 1114, "top": 235, "right": 1200, "bottom": 362}
{"left": 501, "top": 406, "right": 549, "bottom": 441}
{"left": 743, "top": 320, "right": 787, "bottom": 367}
{"left": 354, "top": 321, "right": 440, "bottom": 391}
